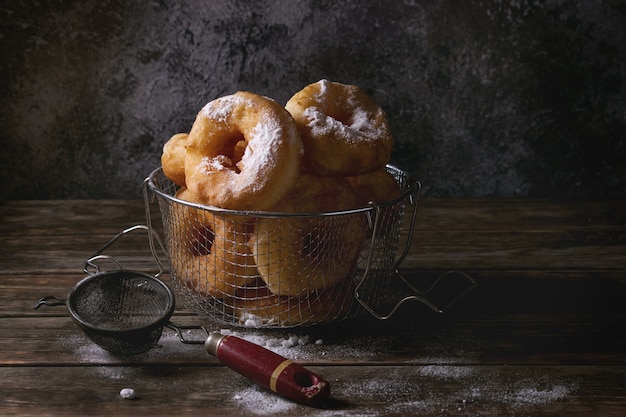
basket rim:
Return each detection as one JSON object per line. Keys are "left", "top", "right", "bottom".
{"left": 145, "top": 165, "right": 418, "bottom": 218}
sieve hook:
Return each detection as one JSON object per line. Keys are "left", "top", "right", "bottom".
{"left": 34, "top": 295, "right": 66, "bottom": 309}
{"left": 165, "top": 323, "right": 211, "bottom": 345}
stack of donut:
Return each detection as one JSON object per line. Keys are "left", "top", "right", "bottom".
{"left": 161, "top": 80, "right": 401, "bottom": 326}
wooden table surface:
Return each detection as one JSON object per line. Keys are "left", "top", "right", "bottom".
{"left": 1, "top": 198, "right": 625, "bottom": 416}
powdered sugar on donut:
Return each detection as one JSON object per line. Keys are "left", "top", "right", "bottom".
{"left": 197, "top": 94, "right": 300, "bottom": 190}
{"left": 349, "top": 105, "right": 375, "bottom": 132}
{"left": 201, "top": 94, "right": 249, "bottom": 122}
{"left": 199, "top": 98, "right": 296, "bottom": 182}
{"left": 316, "top": 78, "right": 330, "bottom": 99}
{"left": 202, "top": 95, "right": 301, "bottom": 183}
{"left": 303, "top": 106, "right": 382, "bottom": 144}
{"left": 303, "top": 79, "right": 386, "bottom": 144}
{"left": 199, "top": 155, "right": 232, "bottom": 172}
{"left": 285, "top": 79, "right": 394, "bottom": 176}
{"left": 236, "top": 115, "right": 302, "bottom": 191}
{"left": 240, "top": 119, "right": 282, "bottom": 171}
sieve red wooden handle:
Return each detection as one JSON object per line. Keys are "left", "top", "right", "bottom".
{"left": 205, "top": 333, "right": 330, "bottom": 406}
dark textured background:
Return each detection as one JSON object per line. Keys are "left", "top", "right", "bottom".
{"left": 1, "top": 0, "right": 624, "bottom": 199}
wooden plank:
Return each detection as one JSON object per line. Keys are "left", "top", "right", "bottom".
{"left": 5, "top": 270, "right": 626, "bottom": 319}
{"left": 413, "top": 198, "right": 626, "bottom": 231}
{"left": 2, "top": 199, "right": 625, "bottom": 273}
{"left": 399, "top": 228, "right": 626, "bottom": 269}
{"left": 5, "top": 269, "right": 626, "bottom": 314}
{"left": 2, "top": 308, "right": 625, "bottom": 367}
{"left": 0, "top": 199, "right": 151, "bottom": 237}
{"left": 2, "top": 199, "right": 624, "bottom": 238}
{"left": 2, "top": 225, "right": 624, "bottom": 274}
{"left": 3, "top": 271, "right": 626, "bottom": 367}
{"left": 0, "top": 365, "right": 624, "bottom": 416}
{"left": 0, "top": 234, "right": 168, "bottom": 275}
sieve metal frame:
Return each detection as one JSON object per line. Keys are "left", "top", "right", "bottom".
{"left": 66, "top": 270, "right": 176, "bottom": 334}
{"left": 66, "top": 269, "right": 176, "bottom": 355}
{"left": 75, "top": 225, "right": 174, "bottom": 352}
{"left": 35, "top": 224, "right": 178, "bottom": 356}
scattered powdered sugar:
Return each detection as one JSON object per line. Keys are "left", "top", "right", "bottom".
{"left": 227, "top": 369, "right": 575, "bottom": 417}
{"left": 232, "top": 387, "right": 298, "bottom": 415}
{"left": 339, "top": 368, "right": 575, "bottom": 416}
{"left": 218, "top": 328, "right": 323, "bottom": 359}
{"left": 505, "top": 384, "right": 573, "bottom": 406}
{"left": 62, "top": 328, "right": 576, "bottom": 415}
{"left": 119, "top": 387, "right": 136, "bottom": 400}
{"left": 213, "top": 328, "right": 404, "bottom": 362}
{"left": 62, "top": 330, "right": 209, "bottom": 366}
{"left": 241, "top": 314, "right": 266, "bottom": 328}
{"left": 62, "top": 335, "right": 130, "bottom": 380}
{"left": 66, "top": 334, "right": 116, "bottom": 363}
{"left": 62, "top": 328, "right": 325, "bottom": 366}
{"left": 417, "top": 364, "right": 474, "bottom": 380}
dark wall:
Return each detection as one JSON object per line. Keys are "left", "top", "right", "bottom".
{"left": 1, "top": 0, "right": 624, "bottom": 199}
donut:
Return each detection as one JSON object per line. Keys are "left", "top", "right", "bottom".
{"left": 249, "top": 173, "right": 367, "bottom": 297}
{"left": 285, "top": 79, "right": 394, "bottom": 176}
{"left": 169, "top": 187, "right": 258, "bottom": 298}
{"left": 230, "top": 281, "right": 354, "bottom": 327}
{"left": 161, "top": 133, "right": 188, "bottom": 186}
{"left": 346, "top": 168, "right": 401, "bottom": 207}
{"left": 269, "top": 172, "right": 359, "bottom": 213}
{"left": 185, "top": 91, "right": 303, "bottom": 210}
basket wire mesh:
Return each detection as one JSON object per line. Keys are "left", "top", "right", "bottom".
{"left": 144, "top": 166, "right": 419, "bottom": 328}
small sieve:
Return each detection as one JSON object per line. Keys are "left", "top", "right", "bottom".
{"left": 35, "top": 225, "right": 330, "bottom": 406}
{"left": 35, "top": 225, "right": 178, "bottom": 355}
{"left": 36, "top": 270, "right": 175, "bottom": 355}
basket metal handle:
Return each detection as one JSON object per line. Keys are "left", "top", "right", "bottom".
{"left": 143, "top": 175, "right": 169, "bottom": 277}
{"left": 354, "top": 180, "right": 477, "bottom": 319}
{"left": 83, "top": 224, "right": 167, "bottom": 278}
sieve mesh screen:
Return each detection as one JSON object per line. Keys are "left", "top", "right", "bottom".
{"left": 69, "top": 271, "right": 173, "bottom": 331}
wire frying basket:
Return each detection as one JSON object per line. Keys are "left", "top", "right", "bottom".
{"left": 144, "top": 166, "right": 473, "bottom": 328}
